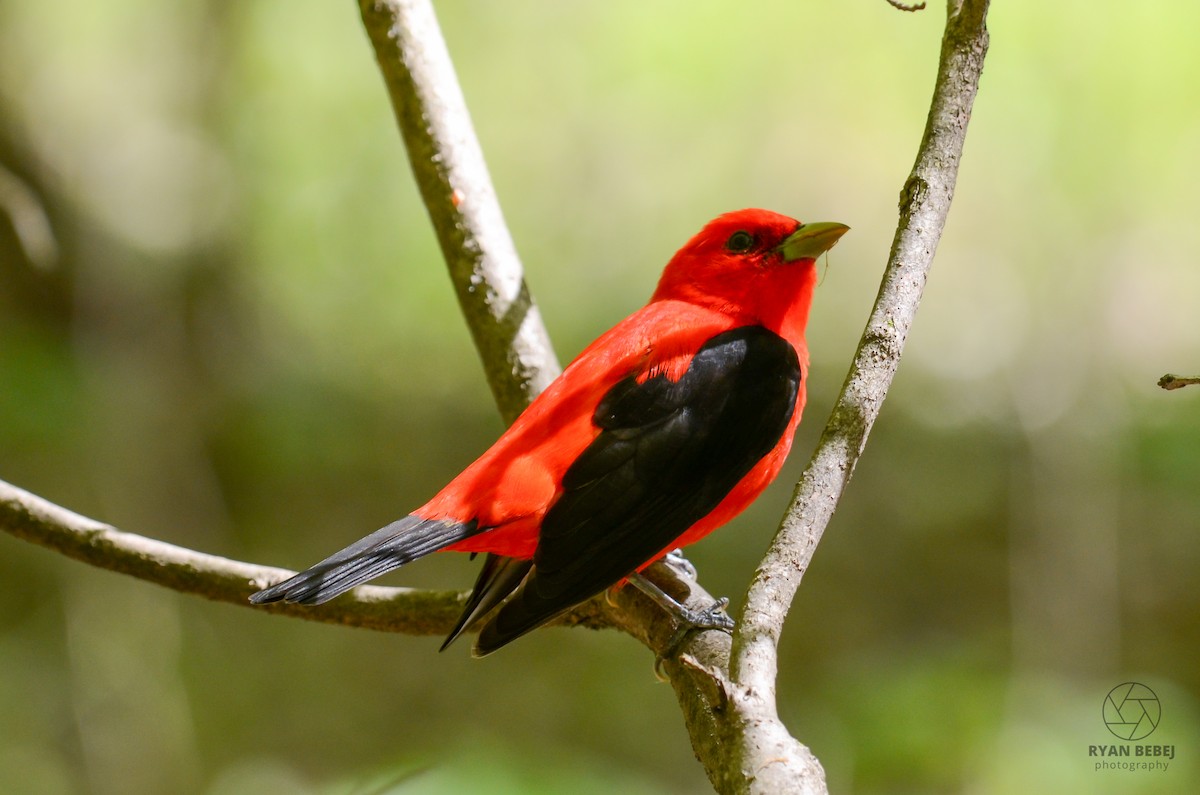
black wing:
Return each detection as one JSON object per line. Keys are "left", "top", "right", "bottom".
{"left": 475, "top": 325, "right": 801, "bottom": 654}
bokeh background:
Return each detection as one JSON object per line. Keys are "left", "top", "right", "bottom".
{"left": 2, "top": 1, "right": 1198, "bottom": 793}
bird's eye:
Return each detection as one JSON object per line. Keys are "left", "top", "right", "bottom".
{"left": 725, "top": 230, "right": 756, "bottom": 253}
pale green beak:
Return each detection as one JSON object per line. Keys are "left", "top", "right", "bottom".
{"left": 777, "top": 221, "right": 850, "bottom": 261}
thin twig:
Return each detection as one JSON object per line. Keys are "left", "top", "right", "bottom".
{"left": 1158, "top": 373, "right": 1200, "bottom": 390}
{"left": 885, "top": 0, "right": 927, "bottom": 12}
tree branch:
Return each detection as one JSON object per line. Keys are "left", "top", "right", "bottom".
{"left": 655, "top": 2, "right": 992, "bottom": 792}
{"left": 357, "top": 0, "right": 560, "bottom": 424}
{"left": 1158, "top": 373, "right": 1200, "bottom": 390}
{"left": 885, "top": 0, "right": 928, "bottom": 12}
{"left": 0, "top": 478, "right": 463, "bottom": 633}
{"left": 739, "top": 0, "right": 990, "bottom": 671}
{"left": 1, "top": 476, "right": 715, "bottom": 645}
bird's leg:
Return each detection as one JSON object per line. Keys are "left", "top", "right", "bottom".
{"left": 627, "top": 571, "right": 734, "bottom": 661}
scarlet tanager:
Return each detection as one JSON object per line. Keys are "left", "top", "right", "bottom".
{"left": 251, "top": 209, "right": 848, "bottom": 656}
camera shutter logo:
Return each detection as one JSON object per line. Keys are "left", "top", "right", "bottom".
{"left": 1103, "top": 682, "right": 1160, "bottom": 741}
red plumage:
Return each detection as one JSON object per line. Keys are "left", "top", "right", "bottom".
{"left": 251, "top": 209, "right": 848, "bottom": 655}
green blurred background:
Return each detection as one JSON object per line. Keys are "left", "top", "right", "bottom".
{"left": 2, "top": 1, "right": 1197, "bottom": 793}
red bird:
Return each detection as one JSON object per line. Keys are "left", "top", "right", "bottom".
{"left": 251, "top": 209, "right": 848, "bottom": 655}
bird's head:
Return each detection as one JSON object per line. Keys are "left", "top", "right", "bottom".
{"left": 652, "top": 209, "right": 848, "bottom": 334}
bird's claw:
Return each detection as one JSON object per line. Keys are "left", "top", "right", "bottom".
{"left": 662, "top": 549, "right": 697, "bottom": 580}
{"left": 626, "top": 571, "right": 733, "bottom": 676}
{"left": 654, "top": 596, "right": 735, "bottom": 676}
{"left": 693, "top": 597, "right": 736, "bottom": 632}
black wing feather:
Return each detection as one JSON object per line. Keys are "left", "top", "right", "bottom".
{"left": 475, "top": 325, "right": 800, "bottom": 654}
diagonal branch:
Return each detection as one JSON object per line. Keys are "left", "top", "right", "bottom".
{"left": 357, "top": 0, "right": 560, "bottom": 424}
{"left": 667, "top": 2, "right": 989, "bottom": 792}
{"left": 738, "top": 0, "right": 990, "bottom": 679}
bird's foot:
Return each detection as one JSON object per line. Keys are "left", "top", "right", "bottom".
{"left": 628, "top": 572, "right": 734, "bottom": 674}
{"left": 651, "top": 598, "right": 735, "bottom": 681}
{"left": 662, "top": 595, "right": 733, "bottom": 646}
{"left": 662, "top": 548, "right": 697, "bottom": 580}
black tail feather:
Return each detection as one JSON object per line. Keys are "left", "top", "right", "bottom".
{"left": 473, "top": 569, "right": 580, "bottom": 657}
{"left": 250, "top": 516, "right": 478, "bottom": 605}
{"left": 439, "top": 553, "right": 532, "bottom": 652}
